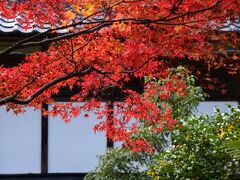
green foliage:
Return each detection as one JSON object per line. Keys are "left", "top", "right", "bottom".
{"left": 149, "top": 106, "right": 240, "bottom": 179}
{"left": 84, "top": 148, "right": 151, "bottom": 180}
{"left": 221, "top": 108, "right": 240, "bottom": 161}
{"left": 85, "top": 67, "right": 240, "bottom": 180}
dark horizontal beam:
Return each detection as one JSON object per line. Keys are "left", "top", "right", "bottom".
{"left": 0, "top": 173, "right": 86, "bottom": 179}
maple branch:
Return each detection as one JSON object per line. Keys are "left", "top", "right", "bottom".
{"left": 0, "top": 66, "right": 93, "bottom": 105}
{"left": 0, "top": 23, "right": 110, "bottom": 56}
{"left": 0, "top": 0, "right": 124, "bottom": 56}
{"left": 0, "top": 17, "right": 206, "bottom": 54}
{"left": 16, "top": 23, "right": 111, "bottom": 48}
{"left": 0, "top": 0, "right": 223, "bottom": 55}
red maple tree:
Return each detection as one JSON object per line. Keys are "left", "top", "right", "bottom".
{"left": 0, "top": 0, "right": 239, "bottom": 151}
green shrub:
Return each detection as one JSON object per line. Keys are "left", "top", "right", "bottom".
{"left": 149, "top": 106, "right": 240, "bottom": 180}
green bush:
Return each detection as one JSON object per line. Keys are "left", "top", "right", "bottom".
{"left": 84, "top": 148, "right": 151, "bottom": 180}
{"left": 149, "top": 106, "right": 240, "bottom": 180}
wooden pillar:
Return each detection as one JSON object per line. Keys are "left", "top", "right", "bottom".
{"left": 107, "top": 102, "right": 114, "bottom": 148}
{"left": 41, "top": 103, "right": 48, "bottom": 174}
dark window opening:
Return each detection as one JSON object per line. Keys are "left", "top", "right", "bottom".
{"left": 0, "top": 52, "right": 25, "bottom": 68}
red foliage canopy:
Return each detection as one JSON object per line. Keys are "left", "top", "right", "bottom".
{"left": 0, "top": 0, "right": 239, "bottom": 151}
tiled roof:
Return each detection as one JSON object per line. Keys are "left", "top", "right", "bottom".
{"left": 0, "top": 17, "right": 78, "bottom": 36}
{"left": 218, "top": 19, "right": 240, "bottom": 32}
{"left": 0, "top": 17, "right": 50, "bottom": 34}
{"left": 0, "top": 15, "right": 82, "bottom": 35}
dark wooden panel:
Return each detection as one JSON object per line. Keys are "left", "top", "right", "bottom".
{"left": 0, "top": 173, "right": 86, "bottom": 180}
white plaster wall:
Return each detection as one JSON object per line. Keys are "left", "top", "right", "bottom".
{"left": 196, "top": 101, "right": 238, "bottom": 115}
{"left": 0, "top": 101, "right": 238, "bottom": 174}
{"left": 0, "top": 107, "right": 41, "bottom": 174}
{"left": 48, "top": 103, "right": 107, "bottom": 173}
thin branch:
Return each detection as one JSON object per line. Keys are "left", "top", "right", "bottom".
{"left": 73, "top": 37, "right": 94, "bottom": 54}
{"left": 166, "top": 0, "right": 222, "bottom": 21}
{"left": 13, "top": 79, "right": 36, "bottom": 97}
{"left": 161, "top": 0, "right": 184, "bottom": 20}
{"left": 92, "top": 67, "right": 120, "bottom": 84}
{"left": 16, "top": 23, "right": 111, "bottom": 48}
{"left": 0, "top": 23, "right": 109, "bottom": 56}
{"left": 0, "top": 0, "right": 223, "bottom": 55}
{"left": 92, "top": 49, "right": 159, "bottom": 75}
{"left": 0, "top": 29, "right": 50, "bottom": 56}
